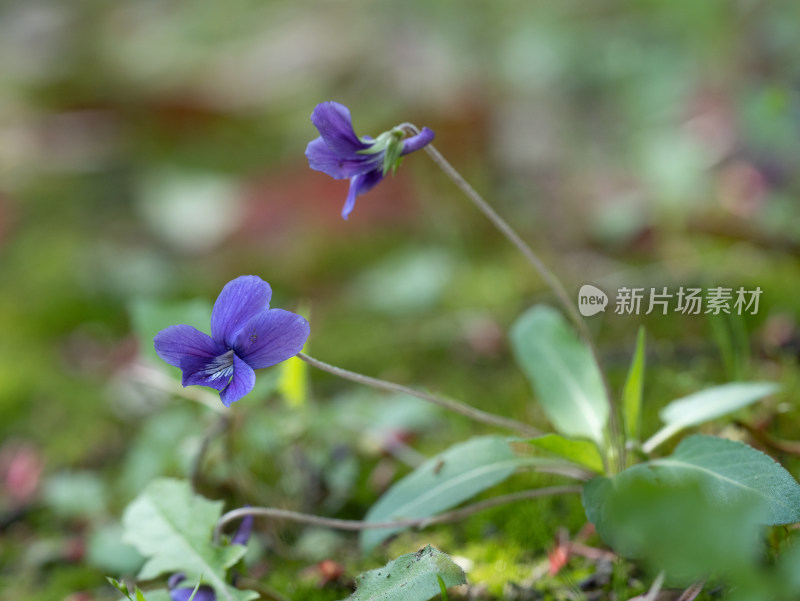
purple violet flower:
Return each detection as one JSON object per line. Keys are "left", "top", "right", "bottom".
{"left": 168, "top": 574, "right": 216, "bottom": 601}
{"left": 154, "top": 276, "right": 310, "bottom": 407}
{"left": 305, "top": 101, "right": 435, "bottom": 219}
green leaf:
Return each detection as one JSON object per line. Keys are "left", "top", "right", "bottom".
{"left": 526, "top": 434, "right": 604, "bottom": 474}
{"left": 88, "top": 523, "right": 145, "bottom": 574}
{"left": 582, "top": 467, "right": 766, "bottom": 584}
{"left": 277, "top": 303, "right": 310, "bottom": 407}
{"left": 642, "top": 382, "right": 779, "bottom": 453}
{"left": 361, "top": 436, "right": 523, "bottom": 552}
{"left": 510, "top": 305, "right": 609, "bottom": 447}
{"left": 277, "top": 355, "right": 308, "bottom": 408}
{"left": 135, "top": 588, "right": 148, "bottom": 601}
{"left": 347, "top": 545, "right": 466, "bottom": 601}
{"left": 587, "top": 435, "right": 800, "bottom": 534}
{"left": 622, "top": 327, "right": 646, "bottom": 442}
{"left": 121, "top": 478, "right": 257, "bottom": 601}
{"left": 106, "top": 577, "right": 131, "bottom": 600}
{"left": 648, "top": 435, "right": 800, "bottom": 524}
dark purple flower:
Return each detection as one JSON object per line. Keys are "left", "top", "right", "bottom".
{"left": 168, "top": 574, "right": 216, "bottom": 601}
{"left": 154, "top": 276, "right": 310, "bottom": 407}
{"left": 305, "top": 101, "right": 435, "bottom": 219}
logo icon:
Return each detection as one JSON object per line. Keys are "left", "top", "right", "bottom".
{"left": 578, "top": 284, "right": 608, "bottom": 317}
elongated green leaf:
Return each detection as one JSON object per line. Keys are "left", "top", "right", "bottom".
{"left": 642, "top": 382, "right": 779, "bottom": 453}
{"left": 510, "top": 305, "right": 609, "bottom": 447}
{"left": 122, "top": 479, "right": 257, "bottom": 601}
{"left": 361, "top": 436, "right": 523, "bottom": 552}
{"left": 527, "top": 434, "right": 604, "bottom": 474}
{"left": 347, "top": 545, "right": 466, "bottom": 601}
{"left": 622, "top": 327, "right": 646, "bottom": 442}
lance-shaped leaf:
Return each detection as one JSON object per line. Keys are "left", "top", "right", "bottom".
{"left": 122, "top": 478, "right": 257, "bottom": 601}
{"left": 642, "top": 382, "right": 779, "bottom": 453}
{"left": 622, "top": 327, "right": 646, "bottom": 442}
{"left": 361, "top": 436, "right": 529, "bottom": 552}
{"left": 347, "top": 545, "right": 466, "bottom": 601}
{"left": 510, "top": 305, "right": 609, "bottom": 447}
{"left": 526, "top": 434, "right": 604, "bottom": 474}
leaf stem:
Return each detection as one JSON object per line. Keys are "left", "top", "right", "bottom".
{"left": 213, "top": 485, "right": 581, "bottom": 544}
{"left": 297, "top": 352, "right": 540, "bottom": 437}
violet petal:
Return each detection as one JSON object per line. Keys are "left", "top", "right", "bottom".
{"left": 342, "top": 169, "right": 385, "bottom": 219}
{"left": 154, "top": 325, "right": 223, "bottom": 369}
{"left": 401, "top": 126, "right": 435, "bottom": 155}
{"left": 310, "top": 101, "right": 371, "bottom": 158}
{"left": 170, "top": 585, "right": 217, "bottom": 601}
{"left": 210, "top": 276, "right": 272, "bottom": 346}
{"left": 305, "top": 137, "right": 381, "bottom": 179}
{"left": 219, "top": 354, "right": 256, "bottom": 407}
{"left": 232, "top": 309, "right": 310, "bottom": 370}
{"left": 181, "top": 350, "right": 234, "bottom": 391}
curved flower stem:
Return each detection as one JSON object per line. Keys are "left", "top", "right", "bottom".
{"left": 213, "top": 485, "right": 581, "bottom": 544}
{"left": 400, "top": 125, "right": 623, "bottom": 471}
{"left": 298, "top": 353, "right": 540, "bottom": 437}
{"left": 399, "top": 124, "right": 588, "bottom": 343}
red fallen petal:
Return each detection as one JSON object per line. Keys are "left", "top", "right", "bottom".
{"left": 2, "top": 442, "right": 44, "bottom": 504}
{"left": 548, "top": 544, "right": 570, "bottom": 576}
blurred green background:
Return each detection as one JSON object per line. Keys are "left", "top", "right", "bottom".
{"left": 2, "top": 1, "right": 800, "bottom": 599}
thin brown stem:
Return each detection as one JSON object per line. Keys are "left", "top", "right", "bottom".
{"left": 213, "top": 485, "right": 581, "bottom": 544}
{"left": 297, "top": 352, "right": 540, "bottom": 437}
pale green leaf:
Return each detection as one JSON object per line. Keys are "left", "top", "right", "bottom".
{"left": 510, "top": 305, "right": 609, "bottom": 446}
{"left": 622, "top": 327, "right": 646, "bottom": 442}
{"left": 347, "top": 545, "right": 466, "bottom": 601}
{"left": 361, "top": 436, "right": 523, "bottom": 552}
{"left": 277, "top": 303, "right": 310, "bottom": 407}
{"left": 643, "top": 382, "right": 779, "bottom": 453}
{"left": 527, "top": 434, "right": 604, "bottom": 474}
{"left": 278, "top": 355, "right": 308, "bottom": 408}
{"left": 121, "top": 478, "right": 257, "bottom": 601}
